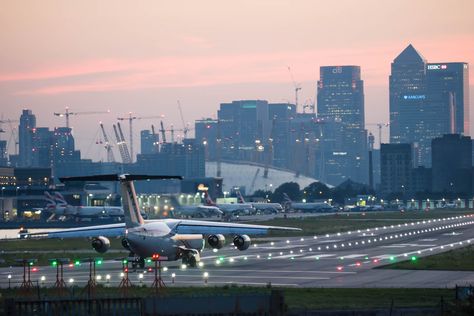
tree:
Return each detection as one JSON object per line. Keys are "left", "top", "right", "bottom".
{"left": 303, "top": 182, "right": 331, "bottom": 201}
{"left": 271, "top": 182, "right": 301, "bottom": 203}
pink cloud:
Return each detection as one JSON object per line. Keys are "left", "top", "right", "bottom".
{"left": 8, "top": 36, "right": 474, "bottom": 96}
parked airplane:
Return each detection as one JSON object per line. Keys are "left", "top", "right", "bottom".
{"left": 24, "top": 175, "right": 300, "bottom": 268}
{"left": 283, "top": 193, "right": 334, "bottom": 212}
{"left": 168, "top": 196, "right": 223, "bottom": 218}
{"left": 236, "top": 191, "right": 283, "bottom": 214}
{"left": 204, "top": 192, "right": 255, "bottom": 216}
{"left": 44, "top": 191, "right": 124, "bottom": 220}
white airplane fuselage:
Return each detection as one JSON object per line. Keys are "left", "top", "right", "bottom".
{"left": 126, "top": 221, "right": 204, "bottom": 260}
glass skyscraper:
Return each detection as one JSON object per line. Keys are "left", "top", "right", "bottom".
{"left": 317, "top": 65, "right": 367, "bottom": 184}
{"left": 389, "top": 44, "right": 470, "bottom": 166}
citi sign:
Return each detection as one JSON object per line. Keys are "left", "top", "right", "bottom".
{"left": 427, "top": 64, "right": 447, "bottom": 70}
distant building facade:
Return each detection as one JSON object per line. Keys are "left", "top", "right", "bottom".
{"left": 431, "top": 134, "right": 472, "bottom": 195}
{"left": 380, "top": 144, "right": 413, "bottom": 197}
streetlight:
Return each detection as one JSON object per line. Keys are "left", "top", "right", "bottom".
{"left": 171, "top": 273, "right": 176, "bottom": 284}
{"left": 7, "top": 274, "right": 11, "bottom": 289}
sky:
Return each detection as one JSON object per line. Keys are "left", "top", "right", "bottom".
{"left": 1, "top": 0, "right": 473, "bottom": 161}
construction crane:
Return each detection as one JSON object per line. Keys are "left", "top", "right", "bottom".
{"left": 112, "top": 123, "right": 132, "bottom": 164}
{"left": 287, "top": 66, "right": 302, "bottom": 112}
{"left": 177, "top": 100, "right": 190, "bottom": 139}
{"left": 54, "top": 107, "right": 110, "bottom": 128}
{"left": 151, "top": 124, "right": 160, "bottom": 152}
{"left": 159, "top": 121, "right": 167, "bottom": 144}
{"left": 99, "top": 122, "right": 115, "bottom": 163}
{"left": 366, "top": 123, "right": 390, "bottom": 148}
{"left": 117, "top": 113, "right": 163, "bottom": 161}
{"left": 216, "top": 119, "right": 222, "bottom": 178}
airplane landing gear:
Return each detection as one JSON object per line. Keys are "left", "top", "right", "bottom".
{"left": 182, "top": 250, "right": 200, "bottom": 268}
{"left": 131, "top": 257, "right": 145, "bottom": 269}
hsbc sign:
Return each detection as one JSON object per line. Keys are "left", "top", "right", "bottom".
{"left": 427, "top": 64, "right": 448, "bottom": 70}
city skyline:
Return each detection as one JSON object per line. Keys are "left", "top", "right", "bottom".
{"left": 1, "top": 1, "right": 473, "bottom": 161}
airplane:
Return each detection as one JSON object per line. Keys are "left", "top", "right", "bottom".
{"left": 45, "top": 191, "right": 125, "bottom": 220}
{"left": 283, "top": 193, "right": 334, "bottom": 213}
{"left": 22, "top": 174, "right": 300, "bottom": 268}
{"left": 168, "top": 196, "right": 223, "bottom": 218}
{"left": 203, "top": 192, "right": 256, "bottom": 218}
{"left": 236, "top": 191, "right": 283, "bottom": 214}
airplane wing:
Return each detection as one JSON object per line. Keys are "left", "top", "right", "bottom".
{"left": 167, "top": 219, "right": 301, "bottom": 235}
{"left": 19, "top": 223, "right": 126, "bottom": 239}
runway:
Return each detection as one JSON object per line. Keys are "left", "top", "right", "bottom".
{"left": 2, "top": 213, "right": 474, "bottom": 289}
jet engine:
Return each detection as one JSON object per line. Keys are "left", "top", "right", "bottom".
{"left": 207, "top": 234, "right": 225, "bottom": 249}
{"left": 91, "top": 236, "right": 110, "bottom": 253}
{"left": 233, "top": 234, "right": 251, "bottom": 251}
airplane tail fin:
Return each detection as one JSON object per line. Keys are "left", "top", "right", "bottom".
{"left": 236, "top": 191, "right": 246, "bottom": 203}
{"left": 53, "top": 192, "right": 68, "bottom": 207}
{"left": 204, "top": 191, "right": 216, "bottom": 206}
{"left": 44, "top": 192, "right": 56, "bottom": 209}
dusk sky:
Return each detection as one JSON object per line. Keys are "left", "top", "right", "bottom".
{"left": 1, "top": 0, "right": 473, "bottom": 161}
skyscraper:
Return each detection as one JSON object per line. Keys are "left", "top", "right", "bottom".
{"left": 317, "top": 65, "right": 368, "bottom": 184}
{"left": 426, "top": 63, "right": 470, "bottom": 135}
{"left": 18, "top": 109, "right": 36, "bottom": 167}
{"left": 389, "top": 44, "right": 470, "bottom": 166}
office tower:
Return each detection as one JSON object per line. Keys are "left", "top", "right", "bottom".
{"left": 217, "top": 100, "right": 270, "bottom": 161}
{"left": 432, "top": 134, "right": 472, "bottom": 194}
{"left": 317, "top": 65, "right": 368, "bottom": 184}
{"left": 380, "top": 144, "right": 413, "bottom": 196}
{"left": 426, "top": 63, "right": 470, "bottom": 135}
{"left": 268, "top": 103, "right": 296, "bottom": 168}
{"left": 389, "top": 44, "right": 470, "bottom": 166}
{"left": 19, "top": 109, "right": 36, "bottom": 167}
{"left": 140, "top": 130, "right": 159, "bottom": 155}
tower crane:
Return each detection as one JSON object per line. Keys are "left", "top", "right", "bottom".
{"left": 287, "top": 66, "right": 302, "bottom": 112}
{"left": 159, "top": 121, "right": 167, "bottom": 144}
{"left": 54, "top": 107, "right": 110, "bottom": 129}
{"left": 177, "top": 100, "right": 190, "bottom": 139}
{"left": 99, "top": 122, "right": 115, "bottom": 163}
{"left": 117, "top": 113, "right": 163, "bottom": 162}
{"left": 151, "top": 125, "right": 160, "bottom": 152}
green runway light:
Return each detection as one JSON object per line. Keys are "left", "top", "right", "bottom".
{"left": 389, "top": 256, "right": 395, "bottom": 261}
{"left": 29, "top": 262, "right": 33, "bottom": 266}
{"left": 52, "top": 261, "right": 57, "bottom": 267}
{"left": 315, "top": 257, "right": 320, "bottom": 260}
{"left": 96, "top": 259, "right": 103, "bottom": 265}
{"left": 75, "top": 260, "right": 80, "bottom": 266}
{"left": 147, "top": 259, "right": 152, "bottom": 263}
{"left": 364, "top": 256, "right": 369, "bottom": 260}
{"left": 219, "top": 257, "right": 224, "bottom": 262}
{"left": 411, "top": 256, "right": 417, "bottom": 262}
{"left": 123, "top": 259, "right": 128, "bottom": 264}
